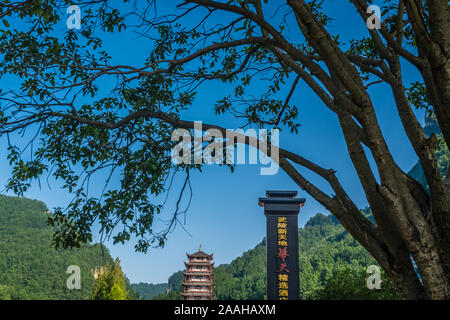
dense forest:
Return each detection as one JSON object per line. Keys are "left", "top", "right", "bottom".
{"left": 0, "top": 195, "right": 114, "bottom": 299}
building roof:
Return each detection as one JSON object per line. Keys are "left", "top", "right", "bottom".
{"left": 184, "top": 261, "right": 214, "bottom": 267}
{"left": 186, "top": 244, "right": 213, "bottom": 259}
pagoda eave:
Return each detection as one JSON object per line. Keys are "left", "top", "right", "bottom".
{"left": 185, "top": 261, "right": 214, "bottom": 266}
{"left": 183, "top": 282, "right": 214, "bottom": 286}
{"left": 181, "top": 292, "right": 215, "bottom": 296}
{"left": 183, "top": 272, "right": 213, "bottom": 276}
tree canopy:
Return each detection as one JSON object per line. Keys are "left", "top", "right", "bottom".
{"left": 90, "top": 258, "right": 135, "bottom": 300}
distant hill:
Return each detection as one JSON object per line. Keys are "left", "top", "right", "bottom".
{"left": 0, "top": 194, "right": 115, "bottom": 299}
{"left": 131, "top": 282, "right": 168, "bottom": 299}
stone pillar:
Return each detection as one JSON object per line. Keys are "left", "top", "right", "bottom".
{"left": 259, "top": 190, "right": 305, "bottom": 300}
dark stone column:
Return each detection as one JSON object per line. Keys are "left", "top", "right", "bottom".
{"left": 259, "top": 190, "right": 305, "bottom": 300}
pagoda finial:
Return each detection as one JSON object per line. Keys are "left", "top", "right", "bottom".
{"left": 199, "top": 243, "right": 202, "bottom": 251}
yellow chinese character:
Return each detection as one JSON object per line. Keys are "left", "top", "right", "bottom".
{"left": 277, "top": 240, "right": 288, "bottom": 246}
{"left": 278, "top": 217, "right": 287, "bottom": 222}
{"left": 278, "top": 281, "right": 288, "bottom": 289}
{"left": 277, "top": 223, "right": 287, "bottom": 229}
{"left": 277, "top": 228, "right": 286, "bottom": 235}
{"left": 278, "top": 274, "right": 288, "bottom": 282}
{"left": 278, "top": 234, "right": 287, "bottom": 240}
{"left": 279, "top": 289, "right": 288, "bottom": 297}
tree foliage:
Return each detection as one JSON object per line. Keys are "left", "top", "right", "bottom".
{"left": 153, "top": 289, "right": 182, "bottom": 300}
{"left": 90, "top": 258, "right": 132, "bottom": 300}
{"left": 319, "top": 268, "right": 403, "bottom": 300}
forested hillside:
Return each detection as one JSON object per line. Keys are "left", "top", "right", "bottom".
{"left": 131, "top": 282, "right": 168, "bottom": 300}
{"left": 0, "top": 195, "right": 114, "bottom": 299}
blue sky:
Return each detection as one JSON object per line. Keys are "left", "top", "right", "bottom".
{"left": 0, "top": 1, "right": 425, "bottom": 284}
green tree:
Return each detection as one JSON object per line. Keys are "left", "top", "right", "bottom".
{"left": 107, "top": 283, "right": 127, "bottom": 300}
{"left": 91, "top": 258, "right": 130, "bottom": 300}
{"left": 318, "top": 268, "right": 404, "bottom": 300}
{"left": 0, "top": 285, "right": 12, "bottom": 300}
{"left": 0, "top": 1, "right": 449, "bottom": 299}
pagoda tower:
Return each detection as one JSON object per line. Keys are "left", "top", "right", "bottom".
{"left": 181, "top": 245, "right": 215, "bottom": 300}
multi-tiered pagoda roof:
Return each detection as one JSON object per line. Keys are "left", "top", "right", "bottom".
{"left": 181, "top": 245, "right": 215, "bottom": 300}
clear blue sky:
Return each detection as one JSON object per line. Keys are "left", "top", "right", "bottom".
{"left": 0, "top": 1, "right": 424, "bottom": 284}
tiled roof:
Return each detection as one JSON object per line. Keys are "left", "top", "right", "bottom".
{"left": 184, "top": 261, "right": 213, "bottom": 266}
{"left": 186, "top": 250, "right": 213, "bottom": 258}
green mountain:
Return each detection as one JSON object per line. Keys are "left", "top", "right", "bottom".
{"left": 0, "top": 194, "right": 114, "bottom": 299}
{"left": 131, "top": 282, "right": 168, "bottom": 299}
